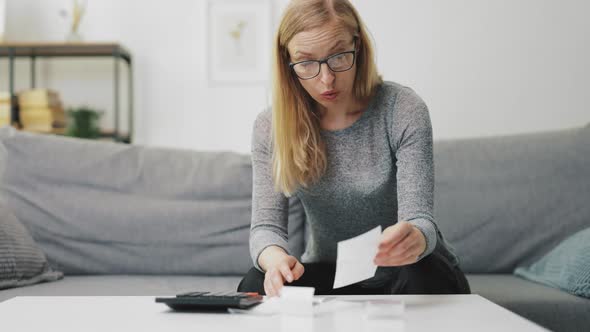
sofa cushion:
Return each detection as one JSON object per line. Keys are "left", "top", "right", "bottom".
{"left": 514, "top": 227, "right": 590, "bottom": 298}
{"left": 0, "top": 126, "right": 305, "bottom": 276}
{"left": 468, "top": 274, "right": 590, "bottom": 332}
{"left": 0, "top": 200, "right": 63, "bottom": 289}
{"left": 434, "top": 123, "right": 590, "bottom": 273}
{"left": 0, "top": 275, "right": 242, "bottom": 303}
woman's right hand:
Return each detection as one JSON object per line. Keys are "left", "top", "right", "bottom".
{"left": 258, "top": 246, "right": 305, "bottom": 297}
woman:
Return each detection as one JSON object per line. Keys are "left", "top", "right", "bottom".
{"left": 237, "top": 0, "right": 471, "bottom": 297}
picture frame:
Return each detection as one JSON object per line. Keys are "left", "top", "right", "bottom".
{"left": 207, "top": 0, "right": 272, "bottom": 85}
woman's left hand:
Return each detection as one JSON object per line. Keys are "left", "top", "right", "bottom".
{"left": 374, "top": 221, "right": 426, "bottom": 266}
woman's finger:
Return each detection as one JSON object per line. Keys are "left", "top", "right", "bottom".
{"left": 279, "top": 262, "right": 294, "bottom": 283}
{"left": 265, "top": 268, "right": 282, "bottom": 297}
{"left": 264, "top": 273, "right": 274, "bottom": 296}
{"left": 378, "top": 222, "right": 413, "bottom": 252}
{"left": 400, "top": 243, "right": 422, "bottom": 263}
{"left": 270, "top": 268, "right": 285, "bottom": 295}
{"left": 391, "top": 229, "right": 418, "bottom": 256}
{"left": 292, "top": 261, "right": 305, "bottom": 280}
{"left": 376, "top": 229, "right": 415, "bottom": 259}
{"left": 384, "top": 242, "right": 422, "bottom": 266}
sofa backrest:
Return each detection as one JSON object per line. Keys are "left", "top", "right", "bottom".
{"left": 433, "top": 123, "right": 590, "bottom": 273}
{"left": 0, "top": 126, "right": 305, "bottom": 276}
{"left": 3, "top": 122, "right": 588, "bottom": 276}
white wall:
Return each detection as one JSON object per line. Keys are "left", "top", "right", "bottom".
{"left": 1, "top": 0, "right": 588, "bottom": 153}
{"left": 352, "top": 0, "right": 590, "bottom": 140}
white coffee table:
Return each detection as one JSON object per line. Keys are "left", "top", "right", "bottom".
{"left": 0, "top": 294, "right": 549, "bottom": 331}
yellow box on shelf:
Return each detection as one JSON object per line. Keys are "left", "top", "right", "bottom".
{"left": 0, "top": 91, "right": 10, "bottom": 104}
{"left": 20, "top": 108, "right": 66, "bottom": 126}
{"left": 21, "top": 125, "right": 67, "bottom": 135}
{"left": 0, "top": 103, "right": 9, "bottom": 126}
{"left": 18, "top": 89, "right": 62, "bottom": 109}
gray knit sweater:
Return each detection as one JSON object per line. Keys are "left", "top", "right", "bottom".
{"left": 249, "top": 81, "right": 458, "bottom": 286}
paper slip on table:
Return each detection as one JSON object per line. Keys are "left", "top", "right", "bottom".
{"left": 0, "top": 294, "right": 549, "bottom": 332}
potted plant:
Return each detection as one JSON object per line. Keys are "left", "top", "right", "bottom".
{"left": 65, "top": 106, "right": 103, "bottom": 139}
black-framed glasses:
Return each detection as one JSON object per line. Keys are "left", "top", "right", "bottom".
{"left": 289, "top": 46, "right": 357, "bottom": 80}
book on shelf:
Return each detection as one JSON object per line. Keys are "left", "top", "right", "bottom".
{"left": 1, "top": 92, "right": 13, "bottom": 127}
{"left": 21, "top": 125, "right": 67, "bottom": 135}
{"left": 18, "top": 89, "right": 62, "bottom": 109}
{"left": 19, "top": 107, "right": 67, "bottom": 127}
{"left": 0, "top": 102, "right": 11, "bottom": 127}
{"left": 0, "top": 91, "right": 10, "bottom": 104}
{"left": 15, "top": 89, "right": 66, "bottom": 133}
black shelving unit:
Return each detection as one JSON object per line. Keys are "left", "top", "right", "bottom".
{"left": 0, "top": 42, "right": 133, "bottom": 143}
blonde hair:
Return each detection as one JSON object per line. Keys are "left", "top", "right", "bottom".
{"left": 271, "top": 0, "right": 383, "bottom": 196}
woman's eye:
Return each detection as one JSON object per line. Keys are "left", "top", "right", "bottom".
{"left": 333, "top": 54, "right": 346, "bottom": 61}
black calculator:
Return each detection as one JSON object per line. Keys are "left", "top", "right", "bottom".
{"left": 155, "top": 291, "right": 263, "bottom": 312}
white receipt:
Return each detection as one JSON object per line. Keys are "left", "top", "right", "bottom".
{"left": 228, "top": 287, "right": 318, "bottom": 316}
{"left": 280, "top": 286, "right": 315, "bottom": 300}
{"left": 333, "top": 225, "right": 382, "bottom": 289}
{"left": 280, "top": 286, "right": 315, "bottom": 315}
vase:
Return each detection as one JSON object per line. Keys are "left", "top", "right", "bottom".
{"left": 66, "top": 30, "right": 83, "bottom": 43}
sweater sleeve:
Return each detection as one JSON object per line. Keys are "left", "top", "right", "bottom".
{"left": 391, "top": 87, "right": 438, "bottom": 260}
{"left": 249, "top": 110, "right": 290, "bottom": 272}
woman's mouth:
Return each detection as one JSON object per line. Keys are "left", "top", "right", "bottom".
{"left": 321, "top": 90, "right": 339, "bottom": 101}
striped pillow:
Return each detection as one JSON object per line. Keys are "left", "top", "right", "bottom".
{"left": 0, "top": 200, "right": 63, "bottom": 290}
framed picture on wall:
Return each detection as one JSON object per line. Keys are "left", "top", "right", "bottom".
{"left": 207, "top": 0, "right": 272, "bottom": 85}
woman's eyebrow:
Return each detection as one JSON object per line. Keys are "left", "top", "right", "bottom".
{"left": 293, "top": 40, "right": 348, "bottom": 60}
{"left": 328, "top": 40, "right": 346, "bottom": 51}
{"left": 294, "top": 50, "right": 312, "bottom": 57}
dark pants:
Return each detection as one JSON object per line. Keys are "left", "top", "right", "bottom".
{"left": 237, "top": 251, "right": 471, "bottom": 295}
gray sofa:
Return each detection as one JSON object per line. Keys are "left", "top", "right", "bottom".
{"left": 0, "top": 123, "right": 588, "bottom": 332}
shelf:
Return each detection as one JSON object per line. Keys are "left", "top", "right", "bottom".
{"left": 18, "top": 127, "right": 131, "bottom": 144}
{"left": 0, "top": 42, "right": 134, "bottom": 144}
{"left": 0, "top": 42, "right": 131, "bottom": 63}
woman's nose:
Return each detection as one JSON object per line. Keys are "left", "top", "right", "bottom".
{"left": 319, "top": 62, "right": 335, "bottom": 85}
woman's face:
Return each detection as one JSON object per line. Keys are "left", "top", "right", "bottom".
{"left": 287, "top": 22, "right": 357, "bottom": 111}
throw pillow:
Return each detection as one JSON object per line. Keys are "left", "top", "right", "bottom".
{"left": 514, "top": 227, "right": 590, "bottom": 298}
{"left": 0, "top": 200, "right": 64, "bottom": 290}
